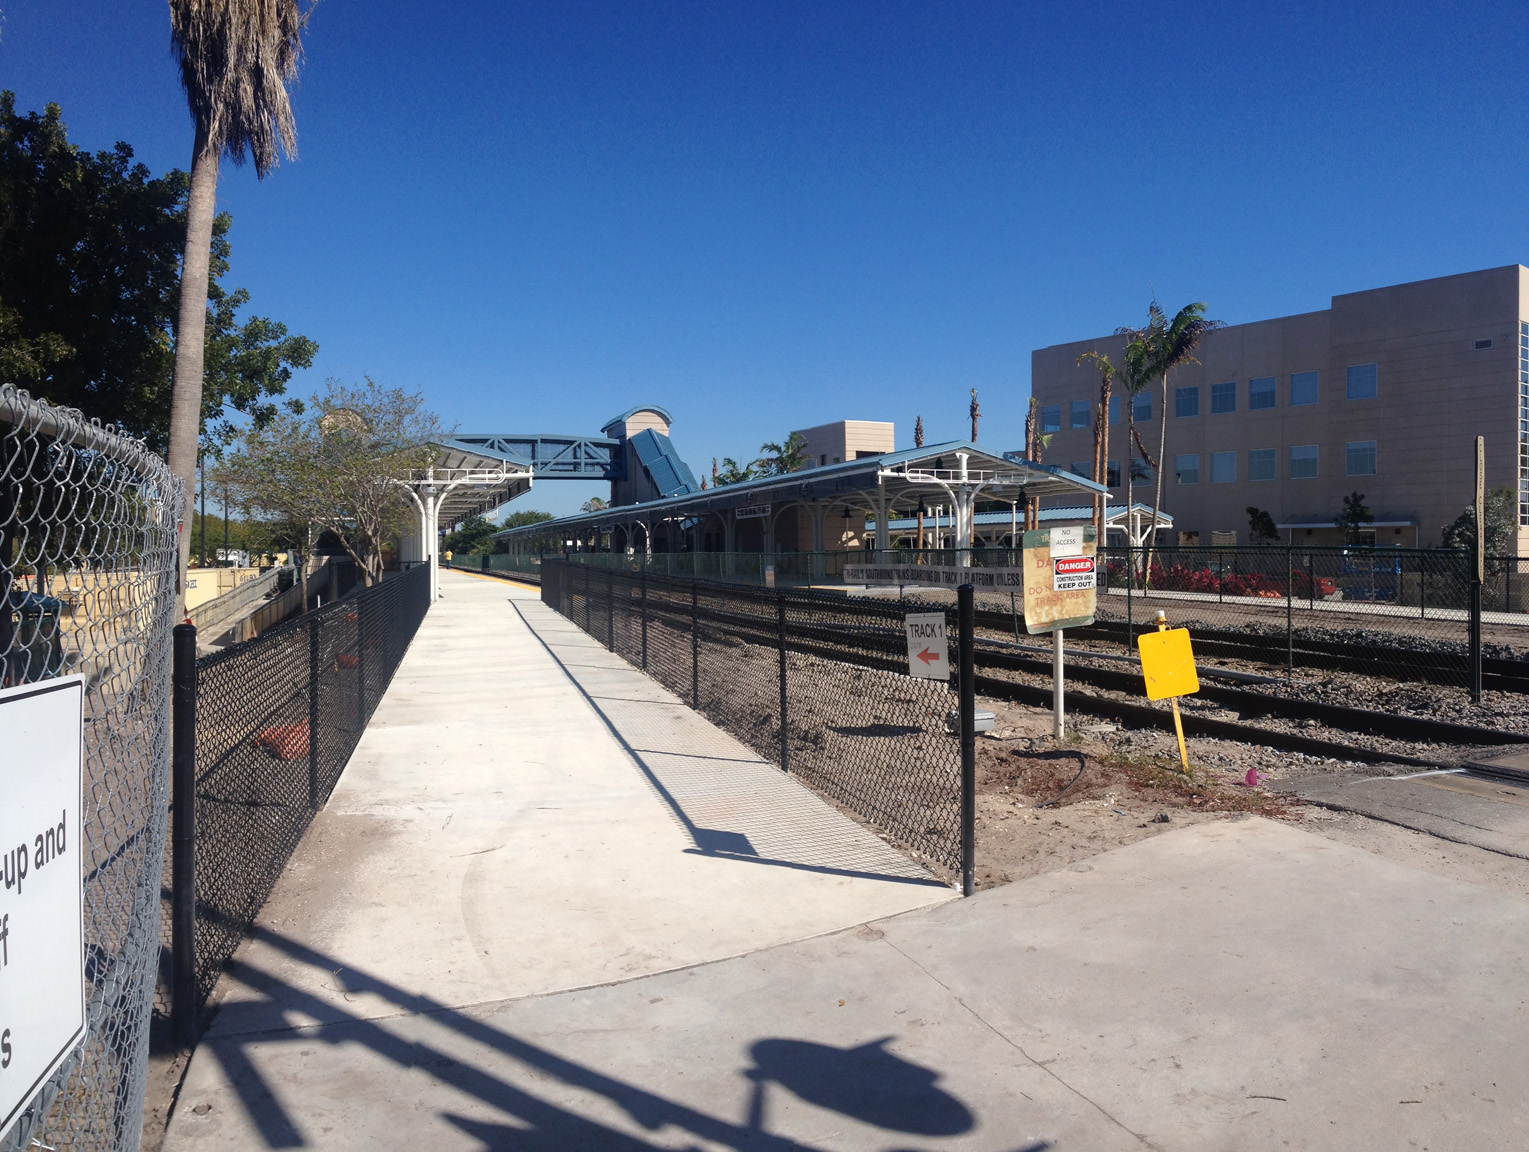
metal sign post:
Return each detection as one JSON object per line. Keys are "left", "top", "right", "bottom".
{"left": 1021, "top": 525, "right": 1098, "bottom": 739}
{"left": 0, "top": 676, "right": 86, "bottom": 1143}
{"left": 1137, "top": 610, "right": 1201, "bottom": 777}
{"left": 1472, "top": 436, "right": 1485, "bottom": 704}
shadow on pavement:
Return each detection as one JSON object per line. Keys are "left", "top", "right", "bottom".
{"left": 196, "top": 925, "right": 1044, "bottom": 1151}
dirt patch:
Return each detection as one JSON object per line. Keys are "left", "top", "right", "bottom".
{"left": 970, "top": 696, "right": 1301, "bottom": 889}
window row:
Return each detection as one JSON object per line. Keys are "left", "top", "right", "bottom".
{"left": 1043, "top": 364, "right": 1378, "bottom": 431}
{"left": 1068, "top": 440, "right": 1378, "bottom": 487}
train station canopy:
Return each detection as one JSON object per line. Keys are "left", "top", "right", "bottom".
{"left": 416, "top": 440, "right": 535, "bottom": 526}
{"left": 493, "top": 440, "right": 1107, "bottom": 550}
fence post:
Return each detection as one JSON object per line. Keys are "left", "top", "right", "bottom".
{"left": 308, "top": 616, "right": 321, "bottom": 810}
{"left": 958, "top": 583, "right": 976, "bottom": 898}
{"left": 355, "top": 597, "right": 367, "bottom": 725}
{"left": 1125, "top": 545, "right": 1133, "bottom": 653}
{"left": 777, "top": 590, "right": 790, "bottom": 774}
{"left": 171, "top": 622, "right": 198, "bottom": 1048}
{"left": 641, "top": 573, "right": 649, "bottom": 670}
{"left": 1286, "top": 547, "right": 1294, "bottom": 677}
{"left": 607, "top": 569, "right": 615, "bottom": 652}
{"left": 691, "top": 581, "right": 700, "bottom": 709}
{"left": 1470, "top": 552, "right": 1484, "bottom": 704}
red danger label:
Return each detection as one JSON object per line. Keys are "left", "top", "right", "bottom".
{"left": 1054, "top": 557, "right": 1094, "bottom": 574}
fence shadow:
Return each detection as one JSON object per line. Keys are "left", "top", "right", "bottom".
{"left": 187, "top": 925, "right": 1047, "bottom": 1151}
{"left": 510, "top": 599, "right": 946, "bottom": 890}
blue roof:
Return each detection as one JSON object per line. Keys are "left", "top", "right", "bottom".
{"left": 630, "top": 428, "right": 700, "bottom": 497}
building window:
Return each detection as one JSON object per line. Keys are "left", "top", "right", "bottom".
{"left": 1346, "top": 363, "right": 1378, "bottom": 400}
{"left": 1133, "top": 392, "right": 1152, "bottom": 422}
{"left": 1249, "top": 376, "right": 1276, "bottom": 410}
{"left": 1042, "top": 404, "right": 1061, "bottom": 432}
{"left": 1210, "top": 451, "right": 1236, "bottom": 483}
{"left": 1070, "top": 461, "right": 1093, "bottom": 480}
{"left": 1290, "top": 371, "right": 1319, "bottom": 405}
{"left": 1175, "top": 453, "right": 1200, "bottom": 484}
{"left": 1109, "top": 396, "right": 1121, "bottom": 425}
{"left": 1106, "top": 460, "right": 1121, "bottom": 487}
{"left": 1131, "top": 457, "right": 1152, "bottom": 482}
{"left": 1175, "top": 387, "right": 1200, "bottom": 418}
{"left": 1248, "top": 448, "right": 1276, "bottom": 481}
{"left": 1211, "top": 381, "right": 1236, "bottom": 414}
{"left": 1070, "top": 400, "right": 1091, "bottom": 429}
{"left": 1346, "top": 440, "right": 1378, "bottom": 476}
{"left": 1289, "top": 444, "right": 1319, "bottom": 479}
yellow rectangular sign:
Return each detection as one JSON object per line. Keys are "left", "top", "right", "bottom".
{"left": 1136, "top": 628, "right": 1200, "bottom": 701}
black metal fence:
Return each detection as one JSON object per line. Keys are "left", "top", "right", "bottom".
{"left": 157, "top": 563, "right": 431, "bottom": 1039}
{"left": 541, "top": 559, "right": 965, "bottom": 879}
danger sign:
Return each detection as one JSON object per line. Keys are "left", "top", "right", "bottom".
{"left": 1053, "top": 555, "right": 1096, "bottom": 591}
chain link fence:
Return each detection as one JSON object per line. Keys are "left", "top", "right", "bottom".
{"left": 542, "top": 560, "right": 963, "bottom": 878}
{"left": 1, "top": 385, "right": 182, "bottom": 1152}
{"left": 154, "top": 562, "right": 430, "bottom": 1038}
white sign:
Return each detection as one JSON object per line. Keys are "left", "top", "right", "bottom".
{"left": 1048, "top": 526, "right": 1084, "bottom": 559}
{"left": 1053, "top": 555, "right": 1096, "bottom": 591}
{"left": 844, "top": 565, "right": 1023, "bottom": 590}
{"left": 904, "top": 613, "right": 949, "bottom": 680}
{"left": 735, "top": 504, "right": 771, "bottom": 520}
{"left": 0, "top": 677, "right": 86, "bottom": 1143}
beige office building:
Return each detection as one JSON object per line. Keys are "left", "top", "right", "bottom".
{"left": 1030, "top": 265, "right": 1529, "bottom": 554}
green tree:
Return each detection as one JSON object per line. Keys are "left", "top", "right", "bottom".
{"left": 1144, "top": 301, "right": 1222, "bottom": 574}
{"left": 1442, "top": 487, "right": 1516, "bottom": 555}
{"left": 502, "top": 510, "right": 554, "bottom": 529}
{"left": 1076, "top": 351, "right": 1118, "bottom": 539}
{"left": 755, "top": 432, "right": 809, "bottom": 476}
{"left": 219, "top": 378, "right": 442, "bottom": 587}
{"left": 581, "top": 496, "right": 610, "bottom": 513}
{"left": 167, "top": 0, "right": 313, "bottom": 609}
{"left": 1337, "top": 491, "right": 1374, "bottom": 545}
{"left": 0, "top": 93, "right": 315, "bottom": 450}
{"left": 713, "top": 456, "right": 757, "bottom": 485}
{"left": 1246, "top": 506, "right": 1279, "bottom": 542}
{"left": 441, "top": 515, "right": 499, "bottom": 557}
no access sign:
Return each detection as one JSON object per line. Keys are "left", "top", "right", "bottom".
{"left": 0, "top": 677, "right": 86, "bottom": 1143}
{"left": 904, "top": 613, "right": 949, "bottom": 680}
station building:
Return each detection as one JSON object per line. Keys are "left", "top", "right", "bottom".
{"left": 1029, "top": 265, "right": 1529, "bottom": 553}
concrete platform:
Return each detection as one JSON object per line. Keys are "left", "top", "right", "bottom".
{"left": 167, "top": 815, "right": 1529, "bottom": 1150}
{"left": 1281, "top": 768, "right": 1529, "bottom": 860}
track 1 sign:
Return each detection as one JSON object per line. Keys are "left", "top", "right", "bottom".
{"left": 0, "top": 676, "right": 86, "bottom": 1143}
{"left": 903, "top": 613, "right": 949, "bottom": 680}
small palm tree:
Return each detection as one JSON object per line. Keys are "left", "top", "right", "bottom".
{"left": 1144, "top": 301, "right": 1222, "bottom": 577}
{"left": 755, "top": 432, "right": 808, "bottom": 476}
{"left": 1104, "top": 324, "right": 1159, "bottom": 566}
{"left": 1076, "top": 352, "right": 1118, "bottom": 539}
{"left": 1022, "top": 398, "right": 1054, "bottom": 531}
{"left": 166, "top": 0, "right": 313, "bottom": 608}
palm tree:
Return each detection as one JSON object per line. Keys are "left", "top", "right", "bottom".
{"left": 166, "top": 0, "right": 312, "bottom": 609}
{"left": 1115, "top": 326, "right": 1158, "bottom": 563}
{"left": 1022, "top": 398, "right": 1053, "bottom": 531}
{"left": 755, "top": 432, "right": 808, "bottom": 476}
{"left": 1076, "top": 352, "right": 1118, "bottom": 539}
{"left": 1144, "top": 301, "right": 1222, "bottom": 579}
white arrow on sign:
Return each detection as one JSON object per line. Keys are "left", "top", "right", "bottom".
{"left": 903, "top": 613, "right": 949, "bottom": 680}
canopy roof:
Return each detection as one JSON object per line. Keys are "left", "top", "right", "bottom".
{"left": 419, "top": 442, "right": 534, "bottom": 526}
{"left": 494, "top": 440, "right": 1105, "bottom": 539}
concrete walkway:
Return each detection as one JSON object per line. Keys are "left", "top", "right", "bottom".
{"left": 166, "top": 571, "right": 950, "bottom": 1147}
{"left": 166, "top": 572, "right": 1529, "bottom": 1150}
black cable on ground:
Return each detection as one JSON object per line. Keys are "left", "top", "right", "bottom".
{"left": 1037, "top": 750, "right": 1089, "bottom": 808}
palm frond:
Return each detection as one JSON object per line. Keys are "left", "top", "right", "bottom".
{"left": 170, "top": 0, "right": 313, "bottom": 177}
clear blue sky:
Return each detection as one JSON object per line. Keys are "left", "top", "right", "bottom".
{"left": 6, "top": 1, "right": 1529, "bottom": 515}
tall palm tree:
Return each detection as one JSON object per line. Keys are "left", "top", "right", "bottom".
{"left": 1144, "top": 301, "right": 1222, "bottom": 579}
{"left": 167, "top": 0, "right": 312, "bottom": 609}
{"left": 1076, "top": 352, "right": 1118, "bottom": 539}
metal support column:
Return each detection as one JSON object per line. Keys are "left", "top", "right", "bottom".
{"left": 171, "top": 622, "right": 199, "bottom": 1048}
{"left": 777, "top": 591, "right": 790, "bottom": 774}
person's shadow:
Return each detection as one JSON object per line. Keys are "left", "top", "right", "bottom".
{"left": 743, "top": 1037, "right": 972, "bottom": 1137}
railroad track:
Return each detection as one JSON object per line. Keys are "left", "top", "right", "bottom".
{"left": 616, "top": 596, "right": 1529, "bottom": 772}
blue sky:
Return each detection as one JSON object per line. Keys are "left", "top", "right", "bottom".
{"left": 6, "top": 1, "right": 1529, "bottom": 515}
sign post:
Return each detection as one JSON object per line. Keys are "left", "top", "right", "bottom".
{"left": 1136, "top": 610, "right": 1200, "bottom": 776}
{"left": 0, "top": 676, "right": 86, "bottom": 1143}
{"left": 1021, "top": 525, "right": 1098, "bottom": 738}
